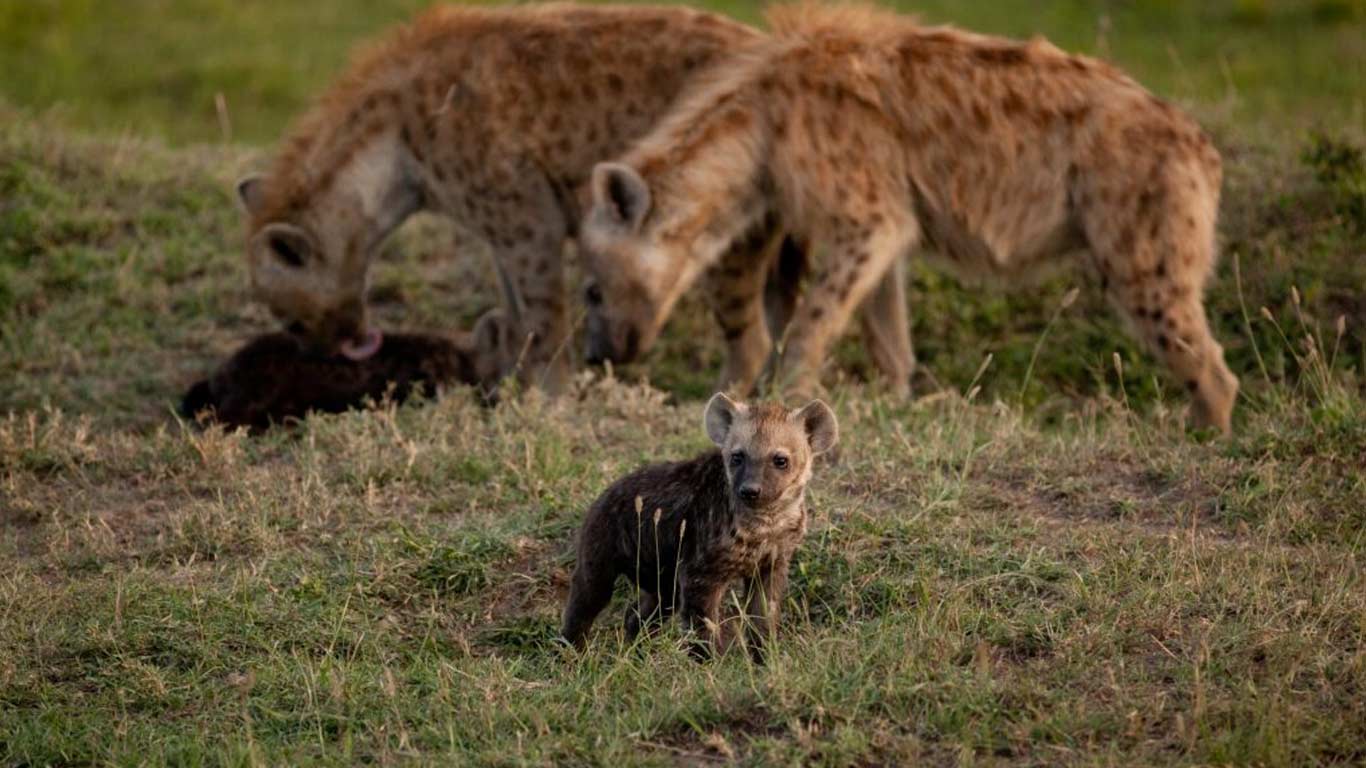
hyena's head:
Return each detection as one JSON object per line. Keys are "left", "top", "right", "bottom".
{"left": 704, "top": 393, "right": 839, "bottom": 517}
{"left": 455, "top": 308, "right": 521, "bottom": 402}
{"left": 236, "top": 173, "right": 388, "bottom": 362}
{"left": 579, "top": 163, "right": 697, "bottom": 365}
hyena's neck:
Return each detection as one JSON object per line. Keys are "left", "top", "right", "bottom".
{"left": 262, "top": 91, "right": 428, "bottom": 246}
{"left": 629, "top": 73, "right": 772, "bottom": 275}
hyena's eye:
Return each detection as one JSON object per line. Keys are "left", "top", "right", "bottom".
{"left": 730, "top": 451, "right": 745, "bottom": 467}
{"left": 584, "top": 283, "right": 604, "bottom": 306}
{"left": 772, "top": 455, "right": 789, "bottom": 470}
{"left": 269, "top": 234, "right": 305, "bottom": 268}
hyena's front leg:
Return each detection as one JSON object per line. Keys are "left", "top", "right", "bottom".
{"left": 777, "top": 215, "right": 920, "bottom": 398}
{"left": 741, "top": 555, "right": 791, "bottom": 664}
{"left": 858, "top": 255, "right": 914, "bottom": 398}
{"left": 679, "top": 569, "right": 727, "bottom": 660}
{"left": 704, "top": 228, "right": 784, "bottom": 396}
{"left": 767, "top": 239, "right": 915, "bottom": 397}
{"left": 476, "top": 170, "right": 572, "bottom": 395}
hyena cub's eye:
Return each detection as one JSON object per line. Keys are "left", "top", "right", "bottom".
{"left": 730, "top": 451, "right": 745, "bottom": 467}
{"left": 772, "top": 454, "right": 789, "bottom": 470}
{"left": 584, "top": 283, "right": 604, "bottom": 306}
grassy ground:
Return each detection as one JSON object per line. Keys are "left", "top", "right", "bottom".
{"left": 2, "top": 1, "right": 1365, "bottom": 765}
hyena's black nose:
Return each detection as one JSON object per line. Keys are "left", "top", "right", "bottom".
{"left": 738, "top": 485, "right": 761, "bottom": 504}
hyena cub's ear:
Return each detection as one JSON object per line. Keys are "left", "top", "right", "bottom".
{"left": 236, "top": 174, "right": 268, "bottom": 216}
{"left": 591, "top": 162, "right": 651, "bottom": 233}
{"left": 704, "top": 392, "right": 747, "bottom": 447}
{"left": 793, "top": 400, "right": 839, "bottom": 455}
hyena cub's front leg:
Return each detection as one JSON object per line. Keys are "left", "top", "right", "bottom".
{"left": 777, "top": 213, "right": 920, "bottom": 397}
{"left": 741, "top": 554, "right": 792, "bottom": 663}
{"left": 679, "top": 569, "right": 728, "bottom": 659}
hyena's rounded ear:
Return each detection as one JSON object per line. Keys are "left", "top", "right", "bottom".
{"left": 590, "top": 162, "right": 651, "bottom": 233}
{"left": 704, "top": 392, "right": 745, "bottom": 447}
{"left": 472, "top": 309, "right": 509, "bottom": 354}
{"left": 236, "top": 174, "right": 267, "bottom": 216}
{"left": 794, "top": 400, "right": 839, "bottom": 455}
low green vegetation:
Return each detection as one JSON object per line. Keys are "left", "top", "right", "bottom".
{"left": 1, "top": 1, "right": 1364, "bottom": 764}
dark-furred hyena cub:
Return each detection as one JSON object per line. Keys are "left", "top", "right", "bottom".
{"left": 561, "top": 394, "right": 838, "bottom": 660}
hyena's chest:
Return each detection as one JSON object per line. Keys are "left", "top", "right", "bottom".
{"left": 699, "top": 511, "right": 806, "bottom": 579}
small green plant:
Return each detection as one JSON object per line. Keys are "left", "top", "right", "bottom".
{"left": 1302, "top": 132, "right": 1366, "bottom": 233}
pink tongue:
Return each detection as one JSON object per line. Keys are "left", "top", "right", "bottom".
{"left": 339, "top": 328, "right": 383, "bottom": 361}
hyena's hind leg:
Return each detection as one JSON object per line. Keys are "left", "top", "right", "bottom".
{"left": 560, "top": 553, "right": 618, "bottom": 649}
{"left": 1084, "top": 156, "right": 1238, "bottom": 433}
{"left": 623, "top": 590, "right": 673, "bottom": 641}
{"left": 477, "top": 165, "right": 572, "bottom": 394}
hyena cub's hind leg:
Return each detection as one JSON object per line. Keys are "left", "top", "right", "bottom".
{"left": 1086, "top": 157, "right": 1239, "bottom": 434}
{"left": 560, "top": 552, "right": 618, "bottom": 649}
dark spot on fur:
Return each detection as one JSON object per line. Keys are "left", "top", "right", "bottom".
{"left": 973, "top": 46, "right": 1027, "bottom": 66}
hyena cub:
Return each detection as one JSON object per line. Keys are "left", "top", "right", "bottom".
{"left": 561, "top": 394, "right": 838, "bottom": 659}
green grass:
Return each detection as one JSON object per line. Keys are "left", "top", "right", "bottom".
{"left": 1, "top": 0, "right": 1362, "bottom": 144}
{"left": 2, "top": 1, "right": 1366, "bottom": 765}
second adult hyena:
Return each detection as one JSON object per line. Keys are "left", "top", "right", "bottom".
{"left": 561, "top": 393, "right": 838, "bottom": 659}
{"left": 579, "top": 2, "right": 1239, "bottom": 433}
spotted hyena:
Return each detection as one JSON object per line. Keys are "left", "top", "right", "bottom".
{"left": 579, "top": 3, "right": 1239, "bottom": 433}
{"left": 235, "top": 3, "right": 911, "bottom": 396}
{"left": 561, "top": 393, "right": 837, "bottom": 660}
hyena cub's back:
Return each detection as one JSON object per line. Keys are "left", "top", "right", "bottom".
{"left": 561, "top": 394, "right": 837, "bottom": 660}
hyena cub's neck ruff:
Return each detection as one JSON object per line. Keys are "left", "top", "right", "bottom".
{"left": 561, "top": 393, "right": 838, "bottom": 661}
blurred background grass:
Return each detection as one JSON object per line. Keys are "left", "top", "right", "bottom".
{"left": 1, "top": 0, "right": 1362, "bottom": 145}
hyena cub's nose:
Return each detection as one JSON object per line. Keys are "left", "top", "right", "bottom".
{"left": 738, "top": 485, "right": 761, "bottom": 504}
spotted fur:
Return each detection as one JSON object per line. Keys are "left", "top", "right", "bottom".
{"left": 237, "top": 3, "right": 802, "bottom": 394}
{"left": 579, "top": 2, "right": 1238, "bottom": 433}
{"left": 561, "top": 394, "right": 837, "bottom": 660}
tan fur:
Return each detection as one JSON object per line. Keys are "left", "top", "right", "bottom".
{"left": 239, "top": 3, "right": 774, "bottom": 392}
{"left": 581, "top": 2, "right": 1238, "bottom": 433}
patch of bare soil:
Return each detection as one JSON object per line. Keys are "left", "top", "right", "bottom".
{"left": 975, "top": 451, "right": 1223, "bottom": 536}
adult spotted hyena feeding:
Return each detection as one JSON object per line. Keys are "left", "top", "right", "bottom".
{"left": 236, "top": 3, "right": 832, "bottom": 393}
{"left": 581, "top": 2, "right": 1239, "bottom": 433}
{"left": 239, "top": 2, "right": 764, "bottom": 388}
{"left": 561, "top": 393, "right": 838, "bottom": 660}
